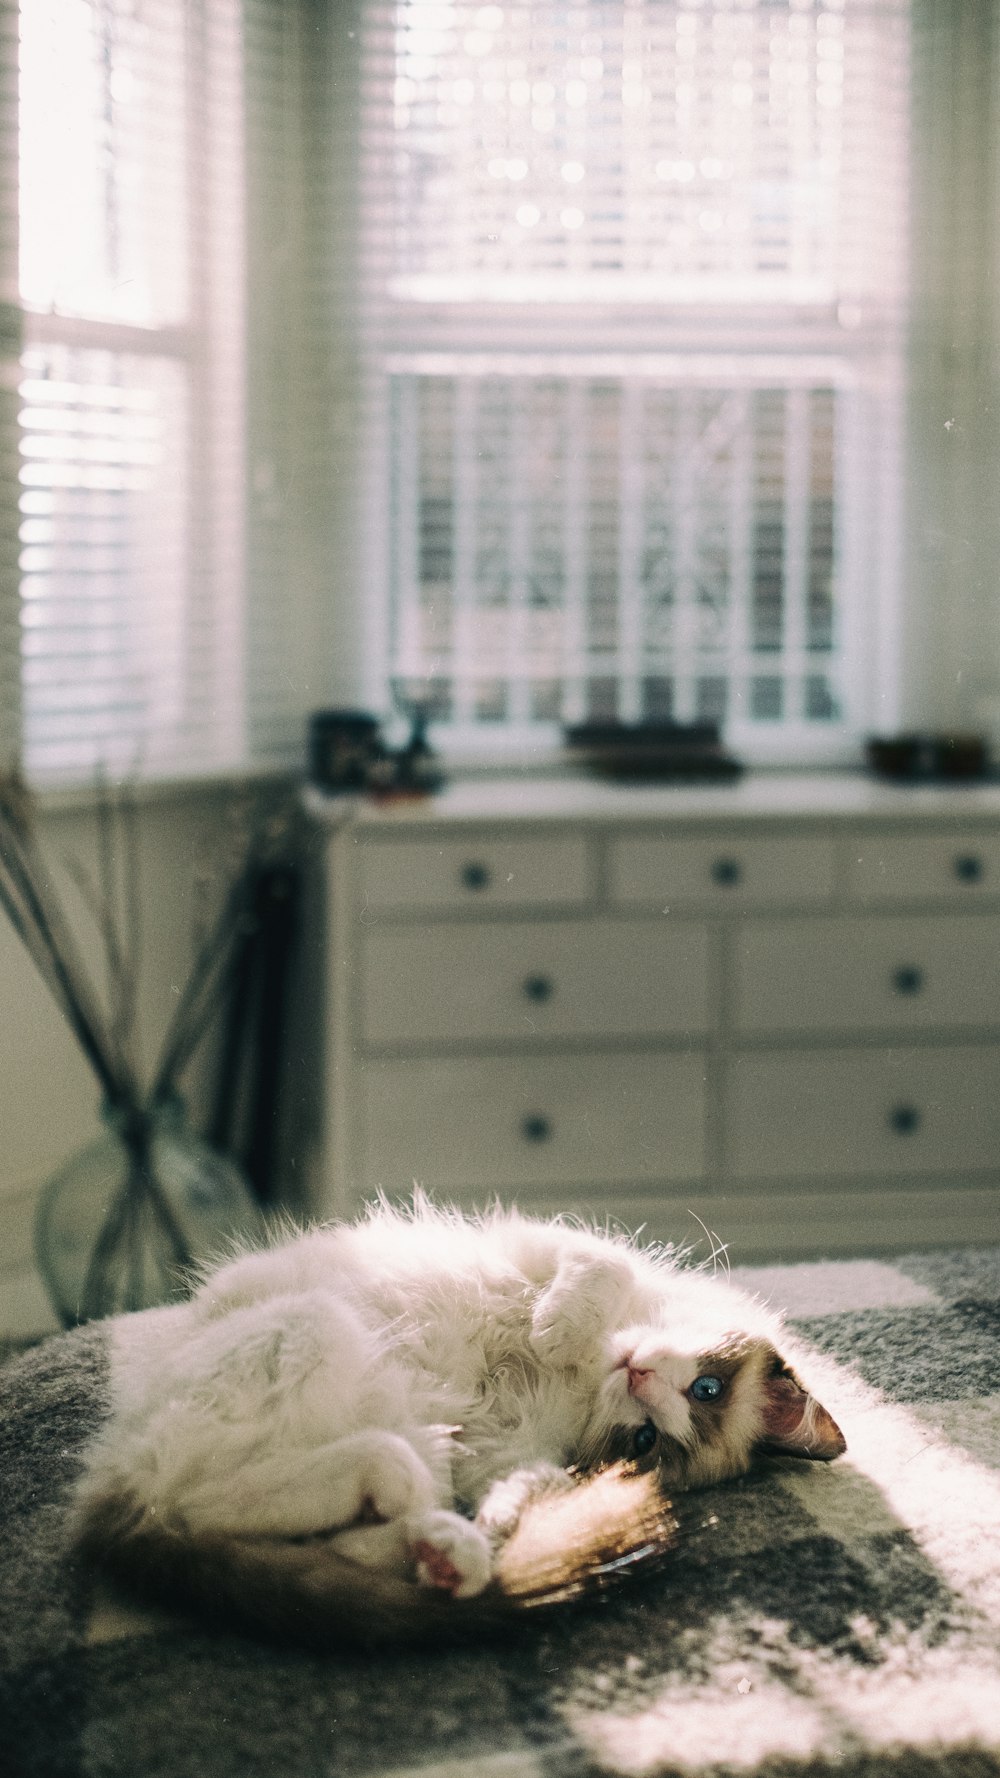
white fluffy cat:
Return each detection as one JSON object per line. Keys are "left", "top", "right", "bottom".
{"left": 72, "top": 1199, "right": 845, "bottom": 1644}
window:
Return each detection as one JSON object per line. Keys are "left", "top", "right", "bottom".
{"left": 1, "top": 2, "right": 995, "bottom": 786}
{"left": 7, "top": 0, "right": 251, "bottom": 783}
{"left": 360, "top": 0, "right": 912, "bottom": 758}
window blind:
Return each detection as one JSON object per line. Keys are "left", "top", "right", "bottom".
{"left": 14, "top": 0, "right": 248, "bottom": 785}
{"left": 360, "top": 0, "right": 912, "bottom": 751}
{"left": 0, "top": 1, "right": 21, "bottom": 775}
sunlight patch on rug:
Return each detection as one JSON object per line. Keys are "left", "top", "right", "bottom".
{"left": 567, "top": 1631, "right": 1000, "bottom": 1777}
{"left": 730, "top": 1259, "right": 938, "bottom": 1317}
{"left": 375, "top": 1753, "right": 548, "bottom": 1778}
{"left": 567, "top": 1673, "right": 826, "bottom": 1777}
{"left": 809, "top": 1640, "right": 1000, "bottom": 1751}
{"left": 779, "top": 1342, "right": 1000, "bottom": 1622}
{"left": 563, "top": 1335, "right": 1000, "bottom": 1776}
{"left": 908, "top": 1392, "right": 1000, "bottom": 1472}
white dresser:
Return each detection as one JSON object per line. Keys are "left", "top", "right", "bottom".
{"left": 304, "top": 774, "right": 1000, "bottom": 1259}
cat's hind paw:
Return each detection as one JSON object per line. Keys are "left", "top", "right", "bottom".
{"left": 362, "top": 1433, "right": 439, "bottom": 1523}
{"left": 408, "top": 1510, "right": 492, "bottom": 1599}
{"left": 314, "top": 1430, "right": 438, "bottom": 1532}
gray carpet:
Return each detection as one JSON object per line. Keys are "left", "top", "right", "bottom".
{"left": 3, "top": 1246, "right": 1000, "bottom": 1778}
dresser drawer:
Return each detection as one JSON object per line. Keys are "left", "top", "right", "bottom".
{"left": 609, "top": 834, "right": 835, "bottom": 909}
{"left": 847, "top": 831, "right": 1000, "bottom": 904}
{"left": 358, "top": 1051, "right": 706, "bottom": 1193}
{"left": 726, "top": 1045, "right": 1000, "bottom": 1179}
{"left": 356, "top": 834, "right": 592, "bottom": 913}
{"left": 734, "top": 915, "right": 1000, "bottom": 1033}
{"left": 361, "top": 918, "right": 710, "bottom": 1046}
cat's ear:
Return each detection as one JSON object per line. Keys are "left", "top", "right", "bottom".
{"left": 757, "top": 1363, "right": 846, "bottom": 1462}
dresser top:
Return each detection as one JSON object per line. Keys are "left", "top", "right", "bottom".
{"left": 304, "top": 771, "right": 1000, "bottom": 830}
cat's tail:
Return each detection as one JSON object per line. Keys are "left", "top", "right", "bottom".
{"left": 73, "top": 1464, "right": 683, "bottom": 1650}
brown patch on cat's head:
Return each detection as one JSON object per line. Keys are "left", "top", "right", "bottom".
{"left": 581, "top": 1335, "right": 845, "bottom": 1492}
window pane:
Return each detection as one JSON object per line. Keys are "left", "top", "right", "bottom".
{"left": 388, "top": 366, "right": 851, "bottom": 728}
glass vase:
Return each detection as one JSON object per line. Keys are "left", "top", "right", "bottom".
{"left": 34, "top": 1096, "right": 264, "bottom": 1325}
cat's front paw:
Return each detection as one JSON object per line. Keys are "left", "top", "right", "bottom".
{"left": 477, "top": 1462, "right": 574, "bottom": 1545}
{"left": 407, "top": 1510, "right": 492, "bottom": 1599}
{"left": 530, "top": 1252, "right": 636, "bottom": 1367}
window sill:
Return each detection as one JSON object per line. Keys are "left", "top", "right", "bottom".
{"left": 303, "top": 767, "right": 1000, "bottom": 830}
{"left": 24, "top": 763, "right": 298, "bottom": 816}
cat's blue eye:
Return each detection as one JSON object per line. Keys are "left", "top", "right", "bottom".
{"left": 690, "top": 1375, "right": 724, "bottom": 1403}
{"left": 631, "top": 1419, "right": 658, "bottom": 1457}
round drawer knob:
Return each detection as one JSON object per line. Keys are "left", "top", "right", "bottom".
{"left": 892, "top": 964, "right": 924, "bottom": 996}
{"left": 710, "top": 856, "right": 742, "bottom": 887}
{"left": 460, "top": 860, "right": 491, "bottom": 892}
{"left": 888, "top": 1103, "right": 921, "bottom": 1135}
{"left": 521, "top": 1113, "right": 553, "bottom": 1143}
{"left": 522, "top": 974, "right": 554, "bottom": 1003}
{"left": 953, "top": 853, "right": 984, "bottom": 884}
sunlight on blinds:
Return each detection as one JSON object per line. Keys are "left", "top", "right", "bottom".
{"left": 16, "top": 0, "right": 245, "bottom": 784}
{"left": 19, "top": 0, "right": 187, "bottom": 325}
{"left": 0, "top": 4, "right": 21, "bottom": 773}
{"left": 379, "top": 0, "right": 901, "bottom": 308}
{"left": 19, "top": 347, "right": 188, "bottom": 772}
{"left": 363, "top": 0, "right": 911, "bottom": 749}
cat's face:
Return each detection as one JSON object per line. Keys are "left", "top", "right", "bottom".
{"left": 582, "top": 1325, "right": 845, "bottom": 1490}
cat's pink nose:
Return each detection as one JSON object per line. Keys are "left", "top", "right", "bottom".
{"left": 615, "top": 1354, "right": 653, "bottom": 1397}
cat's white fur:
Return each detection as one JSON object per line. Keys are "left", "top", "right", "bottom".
{"left": 73, "top": 1199, "right": 844, "bottom": 1624}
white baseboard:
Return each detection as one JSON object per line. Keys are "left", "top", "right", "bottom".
{"left": 504, "top": 1184, "right": 997, "bottom": 1264}
{"left": 2, "top": 1176, "right": 994, "bottom": 1339}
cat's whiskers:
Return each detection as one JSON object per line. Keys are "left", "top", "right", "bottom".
{"left": 685, "top": 1210, "right": 733, "bottom": 1285}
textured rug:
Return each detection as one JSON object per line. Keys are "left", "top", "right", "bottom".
{"left": 2, "top": 1244, "right": 1000, "bottom": 1778}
